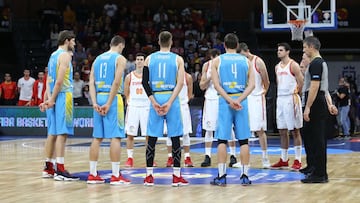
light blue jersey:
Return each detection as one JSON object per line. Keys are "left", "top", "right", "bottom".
{"left": 47, "top": 48, "right": 73, "bottom": 93}
{"left": 93, "top": 51, "right": 123, "bottom": 94}
{"left": 92, "top": 51, "right": 125, "bottom": 139}
{"left": 148, "top": 51, "right": 178, "bottom": 92}
{"left": 218, "top": 53, "right": 248, "bottom": 94}
{"left": 215, "top": 53, "right": 251, "bottom": 141}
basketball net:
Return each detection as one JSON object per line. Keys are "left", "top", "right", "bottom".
{"left": 288, "top": 20, "right": 307, "bottom": 41}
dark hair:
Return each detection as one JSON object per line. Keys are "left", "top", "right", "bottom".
{"left": 110, "top": 35, "right": 125, "bottom": 47}
{"left": 209, "top": 48, "right": 220, "bottom": 58}
{"left": 158, "top": 31, "right": 172, "bottom": 47}
{"left": 238, "top": 42, "right": 249, "bottom": 52}
{"left": 136, "top": 52, "right": 146, "bottom": 58}
{"left": 224, "top": 33, "right": 239, "bottom": 49}
{"left": 277, "top": 42, "right": 291, "bottom": 51}
{"left": 303, "top": 36, "right": 321, "bottom": 50}
{"left": 58, "top": 30, "right": 75, "bottom": 46}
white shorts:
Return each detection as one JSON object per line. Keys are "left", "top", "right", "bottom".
{"left": 181, "top": 103, "right": 192, "bottom": 134}
{"left": 276, "top": 94, "right": 303, "bottom": 130}
{"left": 248, "top": 94, "right": 267, "bottom": 132}
{"left": 202, "top": 98, "right": 218, "bottom": 131}
{"left": 125, "top": 105, "right": 149, "bottom": 136}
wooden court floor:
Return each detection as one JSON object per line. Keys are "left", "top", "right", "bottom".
{"left": 0, "top": 136, "right": 359, "bottom": 203}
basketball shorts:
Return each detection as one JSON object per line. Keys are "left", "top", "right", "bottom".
{"left": 202, "top": 98, "right": 218, "bottom": 131}
{"left": 276, "top": 94, "right": 303, "bottom": 130}
{"left": 215, "top": 95, "right": 251, "bottom": 141}
{"left": 93, "top": 93, "right": 125, "bottom": 139}
{"left": 248, "top": 94, "right": 267, "bottom": 132}
{"left": 47, "top": 92, "right": 74, "bottom": 136}
{"left": 125, "top": 105, "right": 150, "bottom": 136}
{"left": 147, "top": 92, "right": 183, "bottom": 137}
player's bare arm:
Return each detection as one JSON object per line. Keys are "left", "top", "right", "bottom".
{"left": 89, "top": 64, "right": 101, "bottom": 113}
{"left": 123, "top": 73, "right": 131, "bottom": 105}
{"left": 257, "top": 58, "right": 270, "bottom": 93}
{"left": 186, "top": 73, "right": 194, "bottom": 100}
{"left": 199, "top": 61, "right": 211, "bottom": 90}
{"left": 161, "top": 55, "right": 185, "bottom": 115}
{"left": 236, "top": 59, "right": 255, "bottom": 104}
{"left": 292, "top": 62, "right": 304, "bottom": 93}
{"left": 304, "top": 80, "right": 320, "bottom": 121}
{"left": 142, "top": 56, "right": 161, "bottom": 113}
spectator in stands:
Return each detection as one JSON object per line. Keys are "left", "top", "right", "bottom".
{"left": 49, "top": 23, "right": 59, "bottom": 51}
{"left": 213, "top": 37, "right": 225, "bottom": 53}
{"left": 17, "top": 68, "right": 35, "bottom": 106}
{"left": 124, "top": 53, "right": 135, "bottom": 77}
{"left": 82, "top": 84, "right": 91, "bottom": 105}
{"left": 31, "top": 71, "right": 46, "bottom": 106}
{"left": 74, "top": 42, "right": 87, "bottom": 65}
{"left": 336, "top": 77, "right": 351, "bottom": 139}
{"left": 0, "top": 73, "right": 17, "bottom": 105}
{"left": 73, "top": 71, "right": 85, "bottom": 106}
{"left": 103, "top": 1, "right": 118, "bottom": 19}
{"left": 171, "top": 39, "right": 184, "bottom": 57}
{"left": 192, "top": 72, "right": 205, "bottom": 106}
{"left": 81, "top": 59, "right": 91, "bottom": 84}
{"left": 63, "top": 4, "right": 76, "bottom": 29}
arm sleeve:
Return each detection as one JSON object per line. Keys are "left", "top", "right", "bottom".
{"left": 142, "top": 66, "right": 153, "bottom": 97}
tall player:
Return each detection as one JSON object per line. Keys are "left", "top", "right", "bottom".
{"left": 210, "top": 33, "right": 255, "bottom": 186}
{"left": 272, "top": 42, "right": 304, "bottom": 170}
{"left": 199, "top": 49, "right": 239, "bottom": 168}
{"left": 238, "top": 42, "right": 271, "bottom": 168}
{"left": 124, "top": 52, "right": 150, "bottom": 168}
{"left": 165, "top": 71, "right": 194, "bottom": 167}
{"left": 42, "top": 30, "right": 79, "bottom": 181}
{"left": 87, "top": 35, "right": 130, "bottom": 185}
{"left": 142, "top": 31, "right": 188, "bottom": 186}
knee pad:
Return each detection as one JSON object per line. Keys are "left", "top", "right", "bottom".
{"left": 166, "top": 136, "right": 172, "bottom": 146}
{"left": 204, "top": 131, "right": 214, "bottom": 142}
{"left": 217, "top": 139, "right": 228, "bottom": 145}
{"left": 182, "top": 133, "right": 190, "bottom": 146}
{"left": 238, "top": 139, "right": 248, "bottom": 146}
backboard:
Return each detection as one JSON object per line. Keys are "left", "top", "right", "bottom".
{"left": 262, "top": 0, "right": 337, "bottom": 30}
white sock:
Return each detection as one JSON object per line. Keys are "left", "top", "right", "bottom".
{"left": 281, "top": 148, "right": 288, "bottom": 161}
{"left": 184, "top": 152, "right": 190, "bottom": 159}
{"left": 173, "top": 167, "right": 181, "bottom": 177}
{"left": 127, "top": 149, "right": 134, "bottom": 158}
{"left": 218, "top": 163, "right": 226, "bottom": 177}
{"left": 241, "top": 164, "right": 250, "bottom": 176}
{"left": 262, "top": 150, "right": 268, "bottom": 159}
{"left": 294, "top": 145, "right": 302, "bottom": 161}
{"left": 146, "top": 167, "right": 154, "bottom": 176}
{"left": 45, "top": 158, "right": 51, "bottom": 162}
{"left": 205, "top": 148, "right": 211, "bottom": 157}
{"left": 56, "top": 157, "right": 64, "bottom": 164}
{"left": 168, "top": 153, "right": 172, "bottom": 158}
{"left": 229, "top": 146, "right": 236, "bottom": 156}
{"left": 90, "top": 161, "right": 97, "bottom": 176}
{"left": 51, "top": 159, "right": 56, "bottom": 168}
{"left": 111, "top": 162, "right": 120, "bottom": 177}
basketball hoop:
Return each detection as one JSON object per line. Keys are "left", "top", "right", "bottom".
{"left": 288, "top": 20, "right": 307, "bottom": 41}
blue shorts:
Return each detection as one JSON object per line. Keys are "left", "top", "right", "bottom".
{"left": 215, "top": 95, "right": 251, "bottom": 141}
{"left": 92, "top": 93, "right": 125, "bottom": 139}
{"left": 147, "top": 92, "right": 183, "bottom": 137}
{"left": 47, "top": 92, "right": 74, "bottom": 136}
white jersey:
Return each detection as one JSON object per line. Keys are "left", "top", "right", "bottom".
{"left": 250, "top": 56, "right": 265, "bottom": 96}
{"left": 18, "top": 77, "right": 35, "bottom": 101}
{"left": 276, "top": 60, "right": 298, "bottom": 96}
{"left": 204, "top": 60, "right": 218, "bottom": 100}
{"left": 179, "top": 75, "right": 188, "bottom": 104}
{"left": 128, "top": 71, "right": 150, "bottom": 107}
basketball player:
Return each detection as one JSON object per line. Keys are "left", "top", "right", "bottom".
{"left": 210, "top": 33, "right": 255, "bottom": 186}
{"left": 142, "top": 31, "right": 188, "bottom": 186}
{"left": 124, "top": 52, "right": 150, "bottom": 168}
{"left": 41, "top": 30, "right": 79, "bottom": 181}
{"left": 165, "top": 71, "right": 194, "bottom": 167}
{"left": 199, "top": 49, "right": 239, "bottom": 168}
{"left": 238, "top": 42, "right": 271, "bottom": 168}
{"left": 272, "top": 42, "right": 304, "bottom": 170}
{"left": 87, "top": 35, "right": 130, "bottom": 185}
